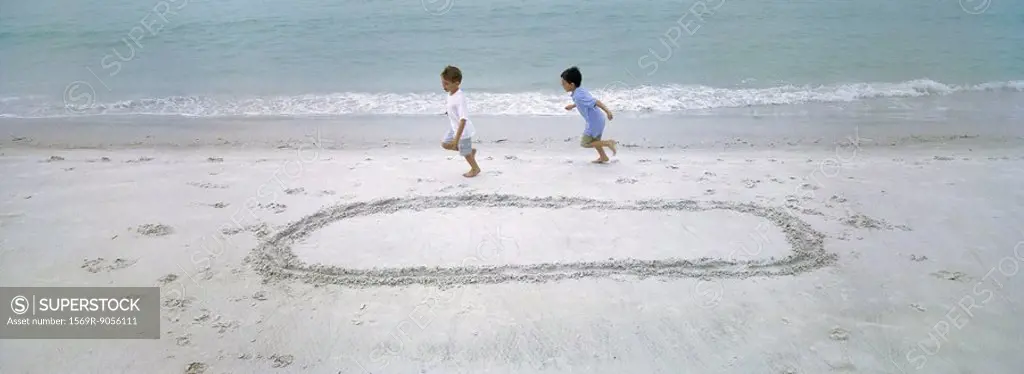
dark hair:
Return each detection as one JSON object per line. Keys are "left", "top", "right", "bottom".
{"left": 441, "top": 65, "right": 463, "bottom": 83}
{"left": 560, "top": 66, "right": 582, "bottom": 88}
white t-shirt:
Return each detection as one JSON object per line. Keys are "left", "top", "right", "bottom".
{"left": 445, "top": 89, "right": 475, "bottom": 139}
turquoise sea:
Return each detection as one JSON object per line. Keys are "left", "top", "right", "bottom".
{"left": 1, "top": 0, "right": 1022, "bottom": 118}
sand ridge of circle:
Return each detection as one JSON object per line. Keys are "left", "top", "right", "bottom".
{"left": 246, "top": 193, "right": 838, "bottom": 288}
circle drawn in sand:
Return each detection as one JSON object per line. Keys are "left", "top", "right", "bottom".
{"left": 248, "top": 194, "right": 837, "bottom": 288}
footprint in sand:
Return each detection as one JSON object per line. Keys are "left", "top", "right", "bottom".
{"left": 785, "top": 195, "right": 813, "bottom": 203}
{"left": 742, "top": 179, "right": 761, "bottom": 189}
{"left": 257, "top": 203, "right": 287, "bottom": 214}
{"left": 829, "top": 195, "right": 848, "bottom": 203}
{"left": 222, "top": 227, "right": 245, "bottom": 236}
{"left": 931, "top": 270, "right": 969, "bottom": 282}
{"left": 616, "top": 177, "right": 639, "bottom": 184}
{"left": 44, "top": 156, "right": 65, "bottom": 162}
{"left": 206, "top": 202, "right": 229, "bottom": 209}
{"left": 504, "top": 155, "right": 518, "bottom": 160}
{"left": 284, "top": 188, "right": 306, "bottom": 195}
{"left": 829, "top": 326, "right": 849, "bottom": 341}
{"left": 909, "top": 254, "right": 928, "bottom": 262}
{"left": 82, "top": 258, "right": 138, "bottom": 273}
{"left": 786, "top": 204, "right": 826, "bottom": 216}
{"left": 704, "top": 189, "right": 716, "bottom": 195}
{"left": 438, "top": 184, "right": 471, "bottom": 192}
{"left": 317, "top": 190, "right": 337, "bottom": 196}
{"left": 136, "top": 223, "right": 174, "bottom": 236}
{"left": 158, "top": 274, "right": 179, "bottom": 284}
{"left": 222, "top": 223, "right": 272, "bottom": 238}
{"left": 185, "top": 362, "right": 207, "bottom": 374}
{"left": 187, "top": 182, "right": 229, "bottom": 189}
{"left": 125, "top": 157, "right": 154, "bottom": 164}
{"left": 933, "top": 156, "right": 955, "bottom": 161}
{"left": 841, "top": 214, "right": 900, "bottom": 230}
{"left": 800, "top": 183, "right": 819, "bottom": 191}
{"left": 270, "top": 354, "right": 295, "bottom": 368}
{"left": 162, "top": 296, "right": 195, "bottom": 312}
{"left": 207, "top": 157, "right": 224, "bottom": 162}
{"left": 211, "top": 318, "right": 241, "bottom": 334}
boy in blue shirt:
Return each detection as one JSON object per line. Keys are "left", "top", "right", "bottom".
{"left": 560, "top": 66, "right": 618, "bottom": 163}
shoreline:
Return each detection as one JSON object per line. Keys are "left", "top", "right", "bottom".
{"left": 2, "top": 110, "right": 1022, "bottom": 153}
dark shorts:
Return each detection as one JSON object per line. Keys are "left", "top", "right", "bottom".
{"left": 580, "top": 134, "right": 602, "bottom": 147}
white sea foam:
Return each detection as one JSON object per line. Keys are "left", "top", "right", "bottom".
{"left": 3, "top": 79, "right": 1021, "bottom": 119}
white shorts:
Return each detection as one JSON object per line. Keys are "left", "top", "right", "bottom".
{"left": 443, "top": 130, "right": 473, "bottom": 156}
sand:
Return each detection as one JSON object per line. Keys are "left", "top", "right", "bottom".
{"left": 1, "top": 116, "right": 1023, "bottom": 373}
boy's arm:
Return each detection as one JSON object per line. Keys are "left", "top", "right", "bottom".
{"left": 455, "top": 119, "right": 466, "bottom": 141}
{"left": 453, "top": 96, "right": 468, "bottom": 142}
{"left": 596, "top": 100, "right": 614, "bottom": 118}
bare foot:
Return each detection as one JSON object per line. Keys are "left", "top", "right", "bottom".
{"left": 607, "top": 141, "right": 618, "bottom": 156}
{"left": 464, "top": 149, "right": 480, "bottom": 176}
{"left": 592, "top": 157, "right": 610, "bottom": 164}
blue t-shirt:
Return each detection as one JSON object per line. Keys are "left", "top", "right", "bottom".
{"left": 571, "top": 87, "right": 605, "bottom": 136}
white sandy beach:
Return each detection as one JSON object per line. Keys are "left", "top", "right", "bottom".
{"left": 1, "top": 117, "right": 1023, "bottom": 373}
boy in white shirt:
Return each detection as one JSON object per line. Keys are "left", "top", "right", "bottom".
{"left": 440, "top": 65, "right": 481, "bottom": 178}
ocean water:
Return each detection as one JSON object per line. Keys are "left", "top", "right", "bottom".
{"left": 1, "top": 0, "right": 1022, "bottom": 119}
